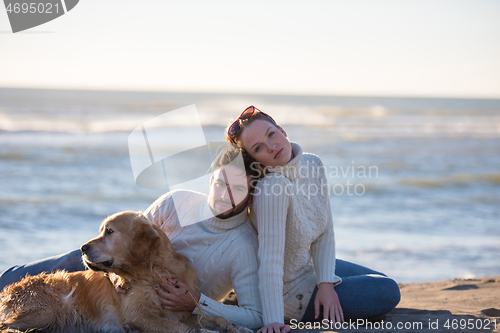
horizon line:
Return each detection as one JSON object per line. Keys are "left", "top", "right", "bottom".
{"left": 1, "top": 85, "right": 500, "bottom": 101}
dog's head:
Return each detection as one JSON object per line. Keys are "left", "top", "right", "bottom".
{"left": 81, "top": 211, "right": 174, "bottom": 276}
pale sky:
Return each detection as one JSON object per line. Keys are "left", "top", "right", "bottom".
{"left": 1, "top": 0, "right": 499, "bottom": 98}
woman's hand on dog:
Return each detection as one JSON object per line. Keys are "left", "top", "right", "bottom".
{"left": 156, "top": 278, "right": 200, "bottom": 312}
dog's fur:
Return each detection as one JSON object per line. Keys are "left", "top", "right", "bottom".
{"left": 0, "top": 211, "right": 252, "bottom": 333}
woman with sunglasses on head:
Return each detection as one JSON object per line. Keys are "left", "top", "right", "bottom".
{"left": 226, "top": 106, "right": 401, "bottom": 333}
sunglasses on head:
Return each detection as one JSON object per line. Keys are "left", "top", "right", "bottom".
{"left": 227, "top": 106, "right": 264, "bottom": 144}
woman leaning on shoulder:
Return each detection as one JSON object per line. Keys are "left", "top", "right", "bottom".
{"left": 225, "top": 106, "right": 401, "bottom": 333}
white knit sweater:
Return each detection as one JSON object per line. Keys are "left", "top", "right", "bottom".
{"left": 250, "top": 143, "right": 341, "bottom": 325}
{"left": 144, "top": 190, "right": 262, "bottom": 329}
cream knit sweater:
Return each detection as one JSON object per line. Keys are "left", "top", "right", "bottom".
{"left": 144, "top": 190, "right": 262, "bottom": 329}
{"left": 250, "top": 143, "right": 341, "bottom": 325}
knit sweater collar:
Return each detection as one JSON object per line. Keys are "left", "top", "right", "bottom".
{"left": 265, "top": 142, "right": 303, "bottom": 182}
{"left": 202, "top": 202, "right": 249, "bottom": 233}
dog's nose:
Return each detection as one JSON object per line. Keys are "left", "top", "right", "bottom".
{"left": 81, "top": 244, "right": 90, "bottom": 253}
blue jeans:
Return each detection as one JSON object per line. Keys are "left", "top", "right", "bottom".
{"left": 301, "top": 259, "right": 400, "bottom": 321}
{"left": 0, "top": 249, "right": 85, "bottom": 291}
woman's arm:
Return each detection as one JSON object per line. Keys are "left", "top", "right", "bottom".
{"left": 309, "top": 158, "right": 343, "bottom": 322}
{"left": 253, "top": 175, "right": 291, "bottom": 326}
{"left": 194, "top": 244, "right": 263, "bottom": 329}
{"left": 309, "top": 159, "right": 341, "bottom": 285}
{"left": 310, "top": 220, "right": 341, "bottom": 285}
{"left": 158, "top": 244, "right": 263, "bottom": 329}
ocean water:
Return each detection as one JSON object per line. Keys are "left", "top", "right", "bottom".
{"left": 0, "top": 88, "right": 499, "bottom": 283}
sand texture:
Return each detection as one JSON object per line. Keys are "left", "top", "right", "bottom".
{"left": 285, "top": 276, "right": 500, "bottom": 333}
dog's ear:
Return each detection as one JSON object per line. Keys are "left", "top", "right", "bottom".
{"left": 130, "top": 216, "right": 160, "bottom": 264}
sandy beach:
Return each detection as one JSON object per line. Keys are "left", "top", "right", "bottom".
{"left": 271, "top": 276, "right": 500, "bottom": 333}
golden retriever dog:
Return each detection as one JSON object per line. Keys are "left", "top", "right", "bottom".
{"left": 0, "top": 211, "right": 253, "bottom": 333}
